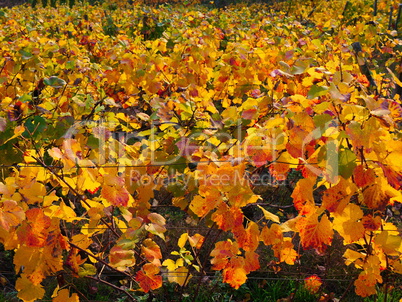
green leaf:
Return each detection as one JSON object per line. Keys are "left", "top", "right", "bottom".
{"left": 290, "top": 60, "right": 310, "bottom": 75}
{"left": 23, "top": 116, "right": 47, "bottom": 138}
{"left": 307, "top": 85, "right": 328, "bottom": 99}
{"left": 78, "top": 264, "right": 97, "bottom": 277}
{"left": 313, "top": 114, "right": 333, "bottom": 130}
{"left": 338, "top": 148, "right": 357, "bottom": 179}
{"left": 19, "top": 49, "right": 33, "bottom": 60}
{"left": 44, "top": 76, "right": 66, "bottom": 88}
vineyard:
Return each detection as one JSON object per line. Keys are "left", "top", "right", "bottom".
{"left": 0, "top": 0, "right": 402, "bottom": 301}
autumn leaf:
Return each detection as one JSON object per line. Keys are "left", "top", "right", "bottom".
{"left": 374, "top": 231, "right": 402, "bottom": 256}
{"left": 244, "top": 251, "right": 260, "bottom": 273}
{"left": 291, "top": 178, "right": 316, "bottom": 214}
{"left": 136, "top": 263, "right": 162, "bottom": 293}
{"left": 222, "top": 257, "right": 247, "bottom": 289}
{"left": 162, "top": 258, "right": 184, "bottom": 271}
{"left": 260, "top": 223, "right": 283, "bottom": 246}
{"left": 64, "top": 248, "right": 86, "bottom": 276}
{"left": 320, "top": 177, "right": 356, "bottom": 213}
{"left": 304, "top": 275, "right": 322, "bottom": 294}
{"left": 277, "top": 239, "right": 298, "bottom": 265}
{"left": 331, "top": 203, "right": 365, "bottom": 244}
{"left": 17, "top": 208, "right": 51, "bottom": 247}
{"left": 78, "top": 263, "right": 97, "bottom": 277}
{"left": 296, "top": 213, "right": 333, "bottom": 253}
{"left": 101, "top": 174, "right": 131, "bottom": 207}
{"left": 167, "top": 266, "right": 191, "bottom": 286}
{"left": 353, "top": 165, "right": 376, "bottom": 188}
{"left": 141, "top": 238, "right": 162, "bottom": 266}
{"left": 361, "top": 215, "right": 381, "bottom": 231}
{"left": 257, "top": 205, "right": 280, "bottom": 223}
{"left": 0, "top": 199, "right": 25, "bottom": 231}
{"left": 212, "top": 203, "right": 244, "bottom": 232}
{"left": 210, "top": 240, "right": 239, "bottom": 271}
{"left": 236, "top": 221, "right": 259, "bottom": 252}
{"left": 145, "top": 212, "right": 166, "bottom": 240}
{"left": 190, "top": 195, "right": 220, "bottom": 217}
{"left": 188, "top": 233, "right": 205, "bottom": 249}
{"left": 52, "top": 288, "right": 79, "bottom": 302}
{"left": 109, "top": 245, "right": 135, "bottom": 271}
{"left": 354, "top": 255, "right": 383, "bottom": 297}
{"left": 15, "top": 275, "right": 46, "bottom": 302}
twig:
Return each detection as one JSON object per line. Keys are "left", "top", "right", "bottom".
{"left": 69, "top": 242, "right": 136, "bottom": 282}
{"left": 389, "top": 7, "right": 394, "bottom": 30}
{"left": 31, "top": 155, "right": 121, "bottom": 238}
{"left": 85, "top": 276, "right": 137, "bottom": 302}
{"left": 338, "top": 277, "right": 357, "bottom": 301}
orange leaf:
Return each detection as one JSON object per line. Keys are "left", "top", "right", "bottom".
{"left": 291, "top": 178, "right": 316, "bottom": 214}
{"left": 353, "top": 165, "right": 376, "bottom": 188}
{"left": 64, "top": 248, "right": 86, "bottom": 276}
{"left": 188, "top": 233, "right": 205, "bottom": 249}
{"left": 296, "top": 213, "right": 333, "bottom": 254}
{"left": 222, "top": 257, "right": 247, "bottom": 289}
{"left": 269, "top": 162, "right": 290, "bottom": 181}
{"left": 332, "top": 203, "right": 365, "bottom": 244}
{"left": 190, "top": 195, "right": 216, "bottom": 217}
{"left": 260, "top": 223, "right": 283, "bottom": 246}
{"left": 377, "top": 163, "right": 402, "bottom": 190}
{"left": 354, "top": 255, "right": 383, "bottom": 297}
{"left": 361, "top": 215, "right": 381, "bottom": 231}
{"left": 101, "top": 184, "right": 130, "bottom": 207}
{"left": 210, "top": 240, "right": 239, "bottom": 271}
{"left": 109, "top": 246, "right": 135, "bottom": 271}
{"left": 212, "top": 204, "right": 243, "bottom": 231}
{"left": 0, "top": 199, "right": 25, "bottom": 231}
{"left": 135, "top": 263, "right": 162, "bottom": 293}
{"left": 141, "top": 239, "right": 162, "bottom": 267}
{"left": 321, "top": 177, "right": 356, "bottom": 213}
{"left": 304, "top": 275, "right": 322, "bottom": 294}
{"left": 277, "top": 239, "right": 298, "bottom": 265}
{"left": 244, "top": 251, "right": 260, "bottom": 273}
{"left": 101, "top": 174, "right": 130, "bottom": 207}
{"left": 17, "top": 208, "right": 51, "bottom": 247}
{"left": 236, "top": 221, "right": 259, "bottom": 252}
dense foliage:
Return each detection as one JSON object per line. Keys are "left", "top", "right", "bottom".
{"left": 0, "top": 0, "right": 401, "bottom": 301}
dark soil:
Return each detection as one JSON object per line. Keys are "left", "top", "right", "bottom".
{"left": 0, "top": 0, "right": 27, "bottom": 7}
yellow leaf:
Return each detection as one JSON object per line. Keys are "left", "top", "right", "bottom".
{"left": 168, "top": 266, "right": 191, "bottom": 286}
{"left": 257, "top": 205, "right": 280, "bottom": 223}
{"left": 374, "top": 231, "right": 402, "bottom": 256}
{"left": 45, "top": 202, "right": 78, "bottom": 222}
{"left": 343, "top": 249, "right": 365, "bottom": 266}
{"left": 387, "top": 67, "right": 402, "bottom": 87}
{"left": 332, "top": 203, "right": 365, "bottom": 244}
{"left": 178, "top": 233, "right": 188, "bottom": 249}
{"left": 164, "top": 258, "right": 184, "bottom": 271}
{"left": 16, "top": 276, "right": 45, "bottom": 302}
{"left": 4, "top": 125, "right": 25, "bottom": 144}
{"left": 52, "top": 288, "right": 79, "bottom": 302}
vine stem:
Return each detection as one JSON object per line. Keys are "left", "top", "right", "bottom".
{"left": 69, "top": 242, "right": 136, "bottom": 282}
{"left": 85, "top": 276, "right": 137, "bottom": 302}
{"left": 338, "top": 277, "right": 357, "bottom": 301}
{"left": 31, "top": 155, "right": 121, "bottom": 238}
